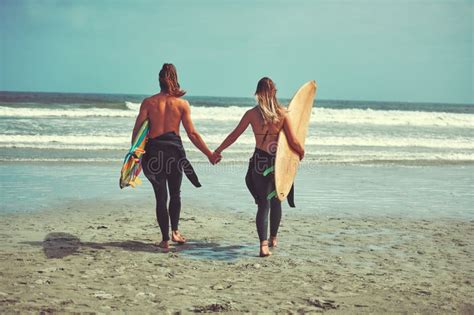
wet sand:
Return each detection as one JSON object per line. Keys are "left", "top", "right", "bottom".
{"left": 0, "top": 198, "right": 473, "bottom": 314}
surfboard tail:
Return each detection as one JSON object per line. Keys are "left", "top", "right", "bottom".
{"left": 119, "top": 120, "right": 149, "bottom": 189}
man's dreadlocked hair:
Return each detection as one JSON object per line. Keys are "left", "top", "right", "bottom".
{"left": 159, "top": 63, "right": 186, "bottom": 97}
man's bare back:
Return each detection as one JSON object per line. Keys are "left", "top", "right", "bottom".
{"left": 131, "top": 92, "right": 219, "bottom": 164}
{"left": 134, "top": 92, "right": 186, "bottom": 138}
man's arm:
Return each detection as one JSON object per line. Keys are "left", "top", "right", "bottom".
{"left": 181, "top": 101, "right": 214, "bottom": 162}
{"left": 215, "top": 110, "right": 251, "bottom": 154}
{"left": 131, "top": 100, "right": 149, "bottom": 144}
{"left": 283, "top": 115, "right": 305, "bottom": 160}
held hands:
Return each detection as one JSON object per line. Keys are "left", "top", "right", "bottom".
{"left": 208, "top": 150, "right": 222, "bottom": 165}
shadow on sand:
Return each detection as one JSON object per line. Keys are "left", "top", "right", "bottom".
{"left": 21, "top": 232, "right": 257, "bottom": 261}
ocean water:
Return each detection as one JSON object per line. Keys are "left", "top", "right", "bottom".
{"left": 0, "top": 91, "right": 473, "bottom": 164}
{"left": 0, "top": 91, "right": 473, "bottom": 218}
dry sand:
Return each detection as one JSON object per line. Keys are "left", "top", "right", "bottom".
{"left": 0, "top": 199, "right": 473, "bottom": 314}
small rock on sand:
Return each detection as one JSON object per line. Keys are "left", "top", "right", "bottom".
{"left": 34, "top": 279, "right": 52, "bottom": 285}
{"left": 192, "top": 302, "right": 233, "bottom": 313}
{"left": 93, "top": 291, "right": 113, "bottom": 300}
{"left": 307, "top": 298, "right": 339, "bottom": 310}
{"left": 321, "top": 284, "right": 334, "bottom": 291}
{"left": 211, "top": 284, "right": 225, "bottom": 290}
{"left": 136, "top": 292, "right": 156, "bottom": 299}
{"left": 211, "top": 284, "right": 232, "bottom": 290}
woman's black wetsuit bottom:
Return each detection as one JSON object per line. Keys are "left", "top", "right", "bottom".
{"left": 142, "top": 141, "right": 183, "bottom": 242}
{"left": 250, "top": 148, "right": 282, "bottom": 242}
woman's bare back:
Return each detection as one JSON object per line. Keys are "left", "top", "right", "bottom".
{"left": 248, "top": 107, "right": 285, "bottom": 154}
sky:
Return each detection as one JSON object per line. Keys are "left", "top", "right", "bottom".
{"left": 0, "top": 0, "right": 472, "bottom": 103}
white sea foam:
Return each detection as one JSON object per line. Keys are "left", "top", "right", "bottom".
{"left": 0, "top": 157, "right": 121, "bottom": 163}
{"left": 1, "top": 102, "right": 473, "bottom": 128}
{"left": 1, "top": 134, "right": 473, "bottom": 150}
{"left": 0, "top": 106, "right": 136, "bottom": 118}
{"left": 2, "top": 100, "right": 473, "bottom": 165}
{"left": 1, "top": 152, "right": 473, "bottom": 164}
{"left": 125, "top": 101, "right": 140, "bottom": 111}
{"left": 312, "top": 108, "right": 474, "bottom": 128}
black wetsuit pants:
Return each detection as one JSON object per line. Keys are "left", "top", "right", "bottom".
{"left": 250, "top": 149, "right": 282, "bottom": 242}
{"left": 142, "top": 143, "right": 183, "bottom": 242}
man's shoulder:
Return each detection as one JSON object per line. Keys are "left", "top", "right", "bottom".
{"left": 142, "top": 93, "right": 170, "bottom": 105}
{"left": 141, "top": 94, "right": 157, "bottom": 106}
{"left": 174, "top": 97, "right": 189, "bottom": 110}
{"left": 143, "top": 94, "right": 188, "bottom": 108}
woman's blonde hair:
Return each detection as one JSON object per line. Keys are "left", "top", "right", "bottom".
{"left": 159, "top": 63, "right": 186, "bottom": 97}
{"left": 255, "top": 77, "right": 283, "bottom": 125}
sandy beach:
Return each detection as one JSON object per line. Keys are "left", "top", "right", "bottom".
{"left": 1, "top": 197, "right": 473, "bottom": 314}
{"left": 1, "top": 0, "right": 473, "bottom": 313}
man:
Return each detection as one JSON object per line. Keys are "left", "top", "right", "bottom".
{"left": 131, "top": 63, "right": 220, "bottom": 248}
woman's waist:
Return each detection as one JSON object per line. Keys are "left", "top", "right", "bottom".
{"left": 250, "top": 147, "right": 276, "bottom": 166}
{"left": 253, "top": 146, "right": 277, "bottom": 157}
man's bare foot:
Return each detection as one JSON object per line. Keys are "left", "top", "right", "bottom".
{"left": 259, "top": 240, "right": 272, "bottom": 257}
{"left": 157, "top": 240, "right": 169, "bottom": 249}
{"left": 171, "top": 230, "right": 186, "bottom": 244}
{"left": 269, "top": 236, "right": 277, "bottom": 248}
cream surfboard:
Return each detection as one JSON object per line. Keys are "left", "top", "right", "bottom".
{"left": 274, "top": 80, "right": 317, "bottom": 201}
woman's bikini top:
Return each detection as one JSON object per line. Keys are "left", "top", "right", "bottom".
{"left": 255, "top": 129, "right": 280, "bottom": 146}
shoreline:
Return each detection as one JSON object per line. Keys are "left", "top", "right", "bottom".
{"left": 2, "top": 159, "right": 474, "bottom": 166}
{"left": 1, "top": 163, "right": 473, "bottom": 220}
{"left": 1, "top": 198, "right": 473, "bottom": 313}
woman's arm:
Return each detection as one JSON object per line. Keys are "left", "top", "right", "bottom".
{"left": 215, "top": 110, "right": 251, "bottom": 154}
{"left": 283, "top": 115, "right": 305, "bottom": 160}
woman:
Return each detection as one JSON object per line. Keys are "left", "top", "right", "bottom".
{"left": 132, "top": 63, "right": 219, "bottom": 248}
{"left": 214, "top": 77, "right": 304, "bottom": 257}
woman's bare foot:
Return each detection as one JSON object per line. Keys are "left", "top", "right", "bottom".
{"left": 171, "top": 230, "right": 186, "bottom": 244}
{"left": 157, "top": 240, "right": 169, "bottom": 249}
{"left": 269, "top": 236, "right": 277, "bottom": 248}
{"left": 259, "top": 240, "right": 272, "bottom": 257}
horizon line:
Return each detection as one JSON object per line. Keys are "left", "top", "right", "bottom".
{"left": 0, "top": 89, "right": 473, "bottom": 106}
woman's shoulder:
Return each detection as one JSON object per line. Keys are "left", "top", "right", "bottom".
{"left": 245, "top": 106, "right": 259, "bottom": 116}
{"left": 247, "top": 106, "right": 265, "bottom": 121}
